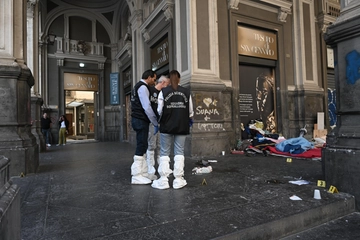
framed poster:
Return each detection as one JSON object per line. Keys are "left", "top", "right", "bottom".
{"left": 239, "top": 65, "right": 276, "bottom": 133}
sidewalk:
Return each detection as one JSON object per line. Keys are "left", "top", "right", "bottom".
{"left": 12, "top": 141, "right": 359, "bottom": 239}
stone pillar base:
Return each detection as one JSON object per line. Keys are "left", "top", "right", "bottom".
{"left": 0, "top": 156, "right": 21, "bottom": 240}
{"left": 323, "top": 146, "right": 360, "bottom": 210}
{"left": 0, "top": 65, "right": 39, "bottom": 176}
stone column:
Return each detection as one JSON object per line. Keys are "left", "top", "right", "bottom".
{"left": 0, "top": 155, "right": 20, "bottom": 240}
{"left": 130, "top": 10, "right": 144, "bottom": 83}
{"left": 0, "top": 0, "right": 39, "bottom": 176}
{"left": 178, "top": 0, "right": 229, "bottom": 157}
{"left": 323, "top": 0, "right": 360, "bottom": 210}
{"left": 28, "top": 0, "right": 44, "bottom": 152}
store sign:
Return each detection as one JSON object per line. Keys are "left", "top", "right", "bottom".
{"left": 238, "top": 26, "right": 277, "bottom": 60}
{"left": 64, "top": 73, "right": 98, "bottom": 91}
{"left": 151, "top": 37, "right": 169, "bottom": 71}
{"left": 110, "top": 72, "right": 119, "bottom": 105}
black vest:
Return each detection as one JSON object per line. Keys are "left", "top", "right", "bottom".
{"left": 149, "top": 86, "right": 160, "bottom": 119}
{"left": 159, "top": 86, "right": 190, "bottom": 135}
{"left": 131, "top": 81, "right": 151, "bottom": 123}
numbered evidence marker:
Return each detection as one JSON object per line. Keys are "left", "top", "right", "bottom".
{"left": 317, "top": 180, "right": 326, "bottom": 188}
{"left": 202, "top": 178, "right": 207, "bottom": 185}
{"left": 286, "top": 158, "right": 292, "bottom": 163}
{"left": 328, "top": 185, "right": 339, "bottom": 193}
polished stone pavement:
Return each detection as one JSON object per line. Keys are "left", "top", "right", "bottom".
{"left": 12, "top": 140, "right": 360, "bottom": 240}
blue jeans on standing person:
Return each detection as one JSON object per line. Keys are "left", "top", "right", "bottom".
{"left": 159, "top": 133, "right": 186, "bottom": 156}
{"left": 42, "top": 128, "right": 51, "bottom": 144}
{"left": 132, "top": 117, "right": 150, "bottom": 156}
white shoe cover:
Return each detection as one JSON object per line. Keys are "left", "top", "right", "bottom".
{"left": 151, "top": 176, "right": 170, "bottom": 189}
{"left": 144, "top": 173, "right": 158, "bottom": 181}
{"left": 146, "top": 150, "right": 156, "bottom": 175}
{"left": 158, "top": 156, "right": 173, "bottom": 177}
{"left": 131, "top": 155, "right": 152, "bottom": 184}
{"left": 131, "top": 155, "right": 145, "bottom": 176}
{"left": 131, "top": 175, "right": 152, "bottom": 184}
{"left": 173, "top": 177, "right": 187, "bottom": 189}
{"left": 174, "top": 155, "right": 185, "bottom": 178}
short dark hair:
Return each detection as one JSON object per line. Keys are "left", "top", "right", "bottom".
{"left": 142, "top": 69, "right": 156, "bottom": 79}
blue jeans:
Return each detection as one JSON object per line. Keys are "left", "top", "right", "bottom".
{"left": 132, "top": 117, "right": 150, "bottom": 156}
{"left": 42, "top": 129, "right": 51, "bottom": 144}
{"left": 160, "top": 133, "right": 186, "bottom": 157}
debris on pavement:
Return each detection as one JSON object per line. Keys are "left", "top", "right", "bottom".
{"left": 290, "top": 195, "right": 302, "bottom": 200}
{"left": 192, "top": 166, "right": 213, "bottom": 174}
{"left": 289, "top": 180, "right": 310, "bottom": 185}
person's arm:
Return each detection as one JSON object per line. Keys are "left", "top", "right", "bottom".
{"left": 138, "top": 85, "right": 158, "bottom": 126}
{"left": 189, "top": 95, "right": 194, "bottom": 118}
{"left": 157, "top": 91, "right": 164, "bottom": 118}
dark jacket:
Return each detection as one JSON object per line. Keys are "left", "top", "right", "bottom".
{"left": 159, "top": 85, "right": 190, "bottom": 135}
{"left": 58, "top": 119, "right": 69, "bottom": 131}
{"left": 149, "top": 86, "right": 160, "bottom": 119}
{"left": 41, "top": 117, "right": 52, "bottom": 130}
{"left": 130, "top": 81, "right": 151, "bottom": 122}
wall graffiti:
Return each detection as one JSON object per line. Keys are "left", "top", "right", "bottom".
{"left": 328, "top": 88, "right": 337, "bottom": 129}
{"left": 194, "top": 93, "right": 222, "bottom": 121}
{"left": 346, "top": 50, "right": 360, "bottom": 84}
{"left": 196, "top": 123, "right": 224, "bottom": 131}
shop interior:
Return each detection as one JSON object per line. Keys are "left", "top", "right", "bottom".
{"left": 65, "top": 90, "right": 95, "bottom": 140}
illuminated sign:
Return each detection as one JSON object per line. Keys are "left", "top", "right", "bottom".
{"left": 64, "top": 73, "right": 99, "bottom": 91}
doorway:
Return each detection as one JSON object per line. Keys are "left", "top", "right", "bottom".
{"left": 66, "top": 90, "right": 95, "bottom": 140}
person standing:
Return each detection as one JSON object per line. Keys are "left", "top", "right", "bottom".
{"left": 130, "top": 69, "right": 158, "bottom": 184}
{"left": 41, "top": 112, "right": 52, "bottom": 147}
{"left": 151, "top": 70, "right": 194, "bottom": 190}
{"left": 57, "top": 115, "right": 69, "bottom": 146}
{"left": 145, "top": 75, "right": 170, "bottom": 181}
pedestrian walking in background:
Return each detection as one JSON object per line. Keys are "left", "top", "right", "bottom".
{"left": 146, "top": 75, "right": 170, "bottom": 181}
{"left": 57, "top": 115, "right": 69, "bottom": 146}
{"left": 41, "top": 112, "right": 52, "bottom": 147}
{"left": 130, "top": 69, "right": 158, "bottom": 184}
{"left": 151, "top": 70, "right": 194, "bottom": 190}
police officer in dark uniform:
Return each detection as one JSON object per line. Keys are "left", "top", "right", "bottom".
{"left": 151, "top": 70, "right": 194, "bottom": 190}
{"left": 130, "top": 69, "right": 158, "bottom": 184}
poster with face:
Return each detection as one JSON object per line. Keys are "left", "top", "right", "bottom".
{"left": 239, "top": 65, "right": 276, "bottom": 133}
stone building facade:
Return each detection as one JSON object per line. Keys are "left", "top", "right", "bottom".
{"left": 0, "top": 0, "right": 341, "bottom": 176}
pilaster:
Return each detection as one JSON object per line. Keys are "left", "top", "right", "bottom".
{"left": 0, "top": 0, "right": 39, "bottom": 176}
{"left": 130, "top": 10, "right": 144, "bottom": 83}
{"left": 323, "top": 0, "right": 360, "bottom": 210}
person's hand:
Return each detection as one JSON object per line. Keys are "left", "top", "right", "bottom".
{"left": 154, "top": 125, "right": 159, "bottom": 135}
{"left": 189, "top": 118, "right": 194, "bottom": 127}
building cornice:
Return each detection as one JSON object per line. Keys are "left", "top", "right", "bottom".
{"left": 260, "top": 0, "right": 293, "bottom": 22}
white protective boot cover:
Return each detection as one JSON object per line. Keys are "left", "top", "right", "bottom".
{"left": 145, "top": 150, "right": 158, "bottom": 180}
{"left": 131, "top": 155, "right": 152, "bottom": 184}
{"left": 173, "top": 155, "right": 187, "bottom": 189}
{"left": 151, "top": 156, "right": 171, "bottom": 189}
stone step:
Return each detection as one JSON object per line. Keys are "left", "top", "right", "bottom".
{"left": 280, "top": 212, "right": 360, "bottom": 240}
{"left": 213, "top": 190, "right": 355, "bottom": 240}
